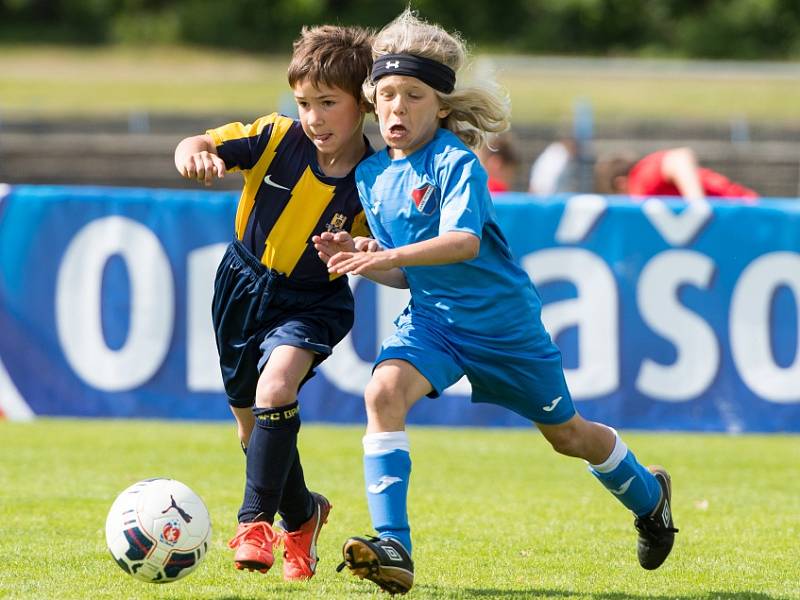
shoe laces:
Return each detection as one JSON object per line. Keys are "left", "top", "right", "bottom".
{"left": 228, "top": 521, "right": 279, "bottom": 550}
{"left": 282, "top": 528, "right": 315, "bottom": 572}
{"left": 635, "top": 514, "right": 679, "bottom": 536}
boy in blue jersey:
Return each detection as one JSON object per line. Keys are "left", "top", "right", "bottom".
{"left": 315, "top": 10, "right": 678, "bottom": 595}
{"left": 174, "top": 25, "right": 374, "bottom": 582}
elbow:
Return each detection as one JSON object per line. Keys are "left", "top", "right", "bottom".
{"left": 668, "top": 147, "right": 699, "bottom": 167}
{"left": 462, "top": 236, "right": 480, "bottom": 261}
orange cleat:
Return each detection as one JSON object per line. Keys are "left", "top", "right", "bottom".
{"left": 280, "top": 492, "right": 332, "bottom": 581}
{"left": 228, "top": 520, "right": 280, "bottom": 573}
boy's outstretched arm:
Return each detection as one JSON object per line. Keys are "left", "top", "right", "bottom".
{"left": 174, "top": 134, "right": 227, "bottom": 187}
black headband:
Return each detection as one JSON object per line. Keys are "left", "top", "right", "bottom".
{"left": 371, "top": 53, "right": 456, "bottom": 94}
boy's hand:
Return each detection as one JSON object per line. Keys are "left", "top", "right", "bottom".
{"left": 174, "top": 134, "right": 225, "bottom": 186}
{"left": 313, "top": 231, "right": 357, "bottom": 263}
{"left": 179, "top": 151, "right": 226, "bottom": 186}
{"left": 327, "top": 249, "right": 396, "bottom": 276}
{"left": 353, "top": 236, "right": 381, "bottom": 253}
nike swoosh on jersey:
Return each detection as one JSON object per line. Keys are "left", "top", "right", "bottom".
{"left": 611, "top": 476, "right": 636, "bottom": 495}
{"left": 542, "top": 395, "right": 563, "bottom": 412}
{"left": 367, "top": 476, "right": 402, "bottom": 494}
{"left": 263, "top": 174, "right": 290, "bottom": 190}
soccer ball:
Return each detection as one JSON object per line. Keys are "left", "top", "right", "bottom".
{"left": 105, "top": 478, "right": 212, "bottom": 583}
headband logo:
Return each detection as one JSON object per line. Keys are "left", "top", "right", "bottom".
{"left": 385, "top": 61, "right": 400, "bottom": 69}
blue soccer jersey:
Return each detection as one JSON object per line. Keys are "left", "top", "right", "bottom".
{"left": 356, "top": 128, "right": 546, "bottom": 343}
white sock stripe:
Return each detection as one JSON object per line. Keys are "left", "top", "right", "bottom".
{"left": 590, "top": 431, "right": 628, "bottom": 473}
{"left": 362, "top": 431, "right": 410, "bottom": 455}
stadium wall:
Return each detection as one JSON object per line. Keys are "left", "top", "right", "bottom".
{"left": 1, "top": 185, "right": 799, "bottom": 432}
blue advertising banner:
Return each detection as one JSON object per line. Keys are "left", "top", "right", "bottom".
{"left": 1, "top": 185, "right": 799, "bottom": 431}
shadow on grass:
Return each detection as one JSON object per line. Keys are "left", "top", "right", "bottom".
{"left": 599, "top": 594, "right": 790, "bottom": 600}
{"left": 202, "top": 591, "right": 788, "bottom": 600}
{"left": 410, "top": 586, "right": 791, "bottom": 599}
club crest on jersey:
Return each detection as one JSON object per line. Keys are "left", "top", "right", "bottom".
{"left": 325, "top": 213, "right": 348, "bottom": 233}
{"left": 411, "top": 184, "right": 437, "bottom": 215}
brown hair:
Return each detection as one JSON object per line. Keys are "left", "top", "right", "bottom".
{"left": 480, "top": 133, "right": 519, "bottom": 166}
{"left": 288, "top": 25, "right": 374, "bottom": 105}
{"left": 593, "top": 154, "right": 638, "bottom": 194}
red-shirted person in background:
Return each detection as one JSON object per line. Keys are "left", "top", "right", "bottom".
{"left": 595, "top": 147, "right": 759, "bottom": 203}
{"left": 477, "top": 133, "right": 520, "bottom": 193}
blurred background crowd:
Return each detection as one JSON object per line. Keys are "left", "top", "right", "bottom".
{"left": 1, "top": 0, "right": 799, "bottom": 198}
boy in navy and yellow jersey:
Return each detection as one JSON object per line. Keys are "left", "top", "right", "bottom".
{"left": 174, "top": 25, "right": 374, "bottom": 582}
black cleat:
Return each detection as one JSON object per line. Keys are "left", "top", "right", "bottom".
{"left": 336, "top": 536, "right": 414, "bottom": 595}
{"left": 635, "top": 466, "right": 679, "bottom": 570}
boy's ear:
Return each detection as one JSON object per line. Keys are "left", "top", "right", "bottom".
{"left": 437, "top": 105, "right": 452, "bottom": 119}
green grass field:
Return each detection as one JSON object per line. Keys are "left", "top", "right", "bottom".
{"left": 2, "top": 45, "right": 800, "bottom": 123}
{"left": 1, "top": 419, "right": 798, "bottom": 599}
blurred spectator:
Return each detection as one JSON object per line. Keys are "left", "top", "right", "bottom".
{"left": 528, "top": 138, "right": 578, "bottom": 195}
{"left": 477, "top": 133, "right": 520, "bottom": 193}
{"left": 594, "top": 147, "right": 759, "bottom": 203}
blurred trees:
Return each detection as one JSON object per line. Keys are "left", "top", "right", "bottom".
{"left": 1, "top": 0, "right": 799, "bottom": 59}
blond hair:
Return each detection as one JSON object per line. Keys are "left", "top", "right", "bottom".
{"left": 288, "top": 25, "right": 374, "bottom": 106}
{"left": 363, "top": 9, "right": 510, "bottom": 149}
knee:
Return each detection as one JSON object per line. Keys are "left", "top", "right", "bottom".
{"left": 255, "top": 377, "right": 296, "bottom": 408}
{"left": 542, "top": 421, "right": 584, "bottom": 457}
{"left": 364, "top": 377, "right": 406, "bottom": 420}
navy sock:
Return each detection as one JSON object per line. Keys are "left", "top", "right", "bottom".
{"left": 238, "top": 402, "right": 302, "bottom": 523}
{"left": 277, "top": 453, "right": 313, "bottom": 531}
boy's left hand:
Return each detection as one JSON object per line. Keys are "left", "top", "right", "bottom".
{"left": 312, "top": 231, "right": 356, "bottom": 263}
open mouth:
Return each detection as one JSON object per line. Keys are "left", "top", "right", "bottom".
{"left": 315, "top": 133, "right": 332, "bottom": 143}
{"left": 388, "top": 124, "right": 407, "bottom": 137}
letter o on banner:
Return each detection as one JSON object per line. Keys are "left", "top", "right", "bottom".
{"left": 56, "top": 216, "right": 174, "bottom": 391}
{"left": 730, "top": 251, "right": 800, "bottom": 403}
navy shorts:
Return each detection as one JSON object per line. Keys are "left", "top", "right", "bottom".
{"left": 212, "top": 240, "right": 354, "bottom": 408}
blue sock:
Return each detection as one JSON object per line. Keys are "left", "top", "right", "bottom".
{"left": 589, "top": 432, "right": 662, "bottom": 516}
{"left": 363, "top": 432, "right": 412, "bottom": 554}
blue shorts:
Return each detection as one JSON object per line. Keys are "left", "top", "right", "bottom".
{"left": 212, "top": 240, "right": 354, "bottom": 408}
{"left": 377, "top": 310, "right": 575, "bottom": 425}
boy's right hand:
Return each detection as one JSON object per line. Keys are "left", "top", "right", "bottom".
{"left": 178, "top": 150, "right": 227, "bottom": 187}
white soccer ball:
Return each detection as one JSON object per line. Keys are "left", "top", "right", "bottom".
{"left": 105, "top": 478, "right": 212, "bottom": 583}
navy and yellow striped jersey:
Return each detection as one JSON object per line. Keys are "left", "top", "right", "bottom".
{"left": 207, "top": 113, "right": 373, "bottom": 284}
